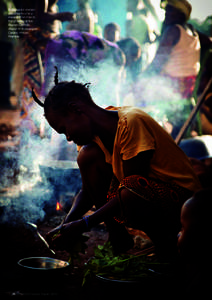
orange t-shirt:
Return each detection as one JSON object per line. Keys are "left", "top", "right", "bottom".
{"left": 93, "top": 106, "right": 201, "bottom": 192}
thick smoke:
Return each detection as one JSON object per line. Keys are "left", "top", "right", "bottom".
{"left": 0, "top": 106, "right": 80, "bottom": 225}
{"left": 133, "top": 75, "right": 191, "bottom": 127}
{"left": 43, "top": 55, "right": 124, "bottom": 107}
{"left": 1, "top": 32, "right": 191, "bottom": 227}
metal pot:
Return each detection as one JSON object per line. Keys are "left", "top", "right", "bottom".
{"left": 38, "top": 160, "right": 81, "bottom": 197}
{"left": 17, "top": 257, "right": 70, "bottom": 293}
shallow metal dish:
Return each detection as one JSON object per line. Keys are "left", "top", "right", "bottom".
{"left": 18, "top": 257, "right": 69, "bottom": 271}
{"left": 96, "top": 268, "right": 159, "bottom": 284}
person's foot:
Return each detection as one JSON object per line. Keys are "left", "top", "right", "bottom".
{"left": 108, "top": 225, "right": 134, "bottom": 255}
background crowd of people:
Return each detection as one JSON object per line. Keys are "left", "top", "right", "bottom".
{"left": 1, "top": 0, "right": 211, "bottom": 138}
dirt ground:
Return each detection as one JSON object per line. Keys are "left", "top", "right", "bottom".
{"left": 0, "top": 209, "right": 155, "bottom": 298}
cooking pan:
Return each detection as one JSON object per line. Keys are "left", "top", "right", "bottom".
{"left": 18, "top": 257, "right": 69, "bottom": 271}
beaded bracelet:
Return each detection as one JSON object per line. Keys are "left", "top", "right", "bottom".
{"left": 82, "top": 215, "right": 89, "bottom": 230}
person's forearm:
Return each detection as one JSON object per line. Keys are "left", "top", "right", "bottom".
{"left": 38, "top": 12, "right": 74, "bottom": 23}
{"left": 64, "top": 189, "right": 93, "bottom": 224}
{"left": 84, "top": 196, "right": 120, "bottom": 229}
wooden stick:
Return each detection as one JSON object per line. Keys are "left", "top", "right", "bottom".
{"left": 175, "top": 77, "right": 212, "bottom": 145}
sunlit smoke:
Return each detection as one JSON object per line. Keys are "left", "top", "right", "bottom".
{"left": 133, "top": 75, "right": 190, "bottom": 127}
{"left": 42, "top": 55, "right": 124, "bottom": 107}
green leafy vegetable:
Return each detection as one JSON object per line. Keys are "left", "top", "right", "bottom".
{"left": 83, "top": 241, "right": 171, "bottom": 286}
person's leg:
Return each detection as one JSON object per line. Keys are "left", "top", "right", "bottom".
{"left": 117, "top": 186, "right": 177, "bottom": 261}
{"left": 117, "top": 177, "right": 192, "bottom": 262}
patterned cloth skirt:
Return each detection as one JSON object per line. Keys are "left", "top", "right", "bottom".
{"left": 162, "top": 74, "right": 197, "bottom": 99}
{"left": 107, "top": 175, "right": 193, "bottom": 226}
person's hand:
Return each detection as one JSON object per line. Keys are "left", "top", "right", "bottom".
{"left": 59, "top": 12, "right": 76, "bottom": 22}
{"left": 46, "top": 224, "right": 62, "bottom": 244}
{"left": 46, "top": 219, "right": 85, "bottom": 251}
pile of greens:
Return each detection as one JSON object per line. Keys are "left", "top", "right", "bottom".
{"left": 83, "top": 242, "right": 171, "bottom": 285}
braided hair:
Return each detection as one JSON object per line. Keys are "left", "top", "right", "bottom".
{"left": 32, "top": 66, "right": 95, "bottom": 116}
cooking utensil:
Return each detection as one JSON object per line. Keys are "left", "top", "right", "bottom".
{"left": 18, "top": 257, "right": 69, "bottom": 270}
{"left": 26, "top": 222, "right": 55, "bottom": 255}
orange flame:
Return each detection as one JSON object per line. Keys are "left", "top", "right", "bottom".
{"left": 56, "top": 201, "right": 63, "bottom": 211}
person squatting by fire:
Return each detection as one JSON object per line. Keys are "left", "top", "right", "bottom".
{"left": 32, "top": 67, "right": 201, "bottom": 262}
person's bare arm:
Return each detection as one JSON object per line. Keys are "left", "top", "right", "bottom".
{"left": 35, "top": 0, "right": 75, "bottom": 23}
{"left": 144, "top": 25, "right": 180, "bottom": 75}
{"left": 48, "top": 151, "right": 154, "bottom": 249}
{"left": 85, "top": 150, "right": 154, "bottom": 226}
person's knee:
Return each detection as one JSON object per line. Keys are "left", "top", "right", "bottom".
{"left": 118, "top": 186, "right": 155, "bottom": 223}
{"left": 77, "top": 143, "right": 101, "bottom": 168}
{"left": 77, "top": 143, "right": 111, "bottom": 175}
{"left": 119, "top": 187, "right": 132, "bottom": 204}
{"left": 118, "top": 187, "right": 137, "bottom": 217}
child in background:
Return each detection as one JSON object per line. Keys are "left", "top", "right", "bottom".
{"left": 177, "top": 188, "right": 212, "bottom": 297}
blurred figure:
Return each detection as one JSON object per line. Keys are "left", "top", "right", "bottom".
{"left": 0, "top": 0, "right": 18, "bottom": 110}
{"left": 177, "top": 188, "right": 212, "bottom": 297}
{"left": 126, "top": 0, "right": 158, "bottom": 68}
{"left": 117, "top": 37, "right": 142, "bottom": 82}
{"left": 93, "top": 13, "right": 103, "bottom": 37}
{"left": 104, "top": 22, "right": 121, "bottom": 43}
{"left": 189, "top": 15, "right": 212, "bottom": 37}
{"left": 21, "top": 0, "right": 74, "bottom": 96}
{"left": 126, "top": 0, "right": 151, "bottom": 47}
{"left": 145, "top": 0, "right": 200, "bottom": 99}
{"left": 198, "top": 49, "right": 212, "bottom": 135}
{"left": 135, "top": 0, "right": 201, "bottom": 139}
{"left": 179, "top": 135, "right": 212, "bottom": 188}
{"left": 117, "top": 37, "right": 142, "bottom": 106}
{"left": 42, "top": 30, "right": 125, "bottom": 107}
{"left": 17, "top": 0, "right": 74, "bottom": 134}
{"left": 66, "top": 0, "right": 95, "bottom": 34}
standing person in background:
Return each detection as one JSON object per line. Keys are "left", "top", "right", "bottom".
{"left": 126, "top": 0, "right": 158, "bottom": 68}
{"left": 136, "top": 0, "right": 201, "bottom": 139}
{"left": 144, "top": 0, "right": 200, "bottom": 100}
{"left": 16, "top": 0, "right": 74, "bottom": 134}
{"left": 126, "top": 0, "right": 151, "bottom": 48}
{"left": 103, "top": 22, "right": 121, "bottom": 43}
{"left": 117, "top": 37, "right": 142, "bottom": 107}
{"left": 0, "top": 0, "right": 19, "bottom": 110}
{"left": 66, "top": 0, "right": 95, "bottom": 34}
{"left": 21, "top": 0, "right": 75, "bottom": 96}
{"left": 117, "top": 37, "right": 142, "bottom": 82}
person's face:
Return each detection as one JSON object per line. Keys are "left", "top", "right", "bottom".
{"left": 104, "top": 29, "right": 120, "bottom": 43}
{"left": 46, "top": 105, "right": 95, "bottom": 146}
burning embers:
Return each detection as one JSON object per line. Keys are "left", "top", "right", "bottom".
{"left": 56, "top": 201, "right": 63, "bottom": 212}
